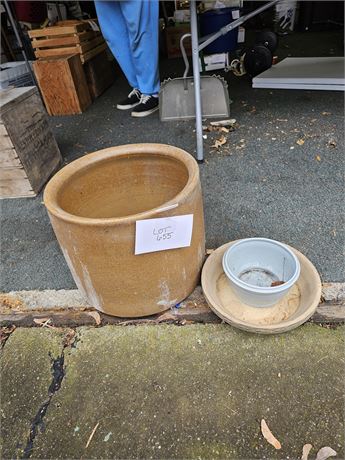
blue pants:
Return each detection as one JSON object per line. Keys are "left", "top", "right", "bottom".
{"left": 95, "top": 0, "right": 160, "bottom": 95}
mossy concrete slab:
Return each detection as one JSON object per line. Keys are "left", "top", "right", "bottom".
{"left": 0, "top": 328, "right": 66, "bottom": 459}
{"left": 31, "top": 324, "right": 344, "bottom": 459}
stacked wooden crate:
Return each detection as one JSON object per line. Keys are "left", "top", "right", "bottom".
{"left": 33, "top": 54, "right": 92, "bottom": 115}
{"left": 28, "top": 20, "right": 116, "bottom": 115}
{"left": 0, "top": 87, "right": 62, "bottom": 198}
{"left": 28, "top": 20, "right": 107, "bottom": 64}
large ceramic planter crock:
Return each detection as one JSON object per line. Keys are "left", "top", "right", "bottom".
{"left": 44, "top": 144, "right": 205, "bottom": 317}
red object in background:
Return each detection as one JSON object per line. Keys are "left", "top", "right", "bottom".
{"left": 12, "top": 1, "right": 46, "bottom": 23}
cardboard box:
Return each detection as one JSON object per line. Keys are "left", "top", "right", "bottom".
{"left": 200, "top": 53, "right": 229, "bottom": 71}
{"left": 165, "top": 25, "right": 191, "bottom": 59}
{"left": 173, "top": 9, "right": 190, "bottom": 22}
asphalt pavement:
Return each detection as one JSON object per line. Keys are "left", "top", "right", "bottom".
{"left": 1, "top": 31, "right": 344, "bottom": 290}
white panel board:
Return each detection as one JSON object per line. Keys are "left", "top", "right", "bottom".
{"left": 253, "top": 83, "right": 345, "bottom": 91}
{"left": 253, "top": 57, "right": 345, "bottom": 91}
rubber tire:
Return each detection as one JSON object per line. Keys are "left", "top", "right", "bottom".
{"left": 243, "top": 45, "right": 272, "bottom": 77}
{"left": 255, "top": 30, "right": 279, "bottom": 53}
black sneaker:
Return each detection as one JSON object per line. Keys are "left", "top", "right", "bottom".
{"left": 131, "top": 94, "right": 159, "bottom": 117}
{"left": 117, "top": 88, "right": 141, "bottom": 110}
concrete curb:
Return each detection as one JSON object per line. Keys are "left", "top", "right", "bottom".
{"left": 1, "top": 284, "right": 344, "bottom": 328}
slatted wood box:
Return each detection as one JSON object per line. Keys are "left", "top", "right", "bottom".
{"left": 28, "top": 20, "right": 107, "bottom": 64}
{"left": 33, "top": 53, "right": 92, "bottom": 115}
{"left": 84, "top": 50, "right": 117, "bottom": 100}
{"left": 0, "top": 86, "right": 62, "bottom": 198}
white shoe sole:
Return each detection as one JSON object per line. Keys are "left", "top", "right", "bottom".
{"left": 131, "top": 106, "right": 159, "bottom": 118}
{"left": 117, "top": 101, "right": 140, "bottom": 110}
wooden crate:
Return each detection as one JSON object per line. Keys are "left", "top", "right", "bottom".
{"left": 33, "top": 54, "right": 92, "bottom": 115}
{"left": 83, "top": 50, "right": 116, "bottom": 100}
{"left": 0, "top": 87, "right": 62, "bottom": 198}
{"left": 165, "top": 25, "right": 191, "bottom": 59}
{"left": 28, "top": 20, "right": 107, "bottom": 64}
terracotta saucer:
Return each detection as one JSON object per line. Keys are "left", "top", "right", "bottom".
{"left": 201, "top": 241, "right": 322, "bottom": 334}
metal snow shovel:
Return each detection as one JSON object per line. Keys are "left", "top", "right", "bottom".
{"left": 159, "top": 33, "right": 230, "bottom": 122}
{"left": 160, "top": 0, "right": 278, "bottom": 162}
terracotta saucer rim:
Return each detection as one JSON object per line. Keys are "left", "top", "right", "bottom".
{"left": 201, "top": 241, "right": 322, "bottom": 334}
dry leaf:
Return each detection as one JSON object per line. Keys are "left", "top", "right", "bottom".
{"left": 296, "top": 139, "right": 305, "bottom": 146}
{"left": 0, "top": 326, "right": 16, "bottom": 345}
{"left": 328, "top": 140, "right": 336, "bottom": 148}
{"left": 321, "top": 111, "right": 331, "bottom": 116}
{"left": 87, "top": 311, "right": 101, "bottom": 325}
{"left": 0, "top": 294, "right": 24, "bottom": 310}
{"left": 212, "top": 135, "right": 227, "bottom": 149}
{"left": 271, "top": 281, "right": 285, "bottom": 287}
{"left": 33, "top": 318, "right": 57, "bottom": 329}
{"left": 203, "top": 124, "right": 232, "bottom": 132}
{"left": 316, "top": 155, "right": 321, "bottom": 162}
{"left": 315, "top": 447, "right": 337, "bottom": 460}
{"left": 236, "top": 140, "right": 246, "bottom": 150}
{"left": 117, "top": 319, "right": 138, "bottom": 326}
{"left": 260, "top": 419, "right": 281, "bottom": 450}
{"left": 85, "top": 422, "right": 100, "bottom": 448}
{"left": 156, "top": 312, "right": 177, "bottom": 323}
{"left": 301, "top": 443, "right": 313, "bottom": 460}
{"left": 179, "top": 319, "right": 194, "bottom": 325}
{"left": 63, "top": 329, "right": 76, "bottom": 348}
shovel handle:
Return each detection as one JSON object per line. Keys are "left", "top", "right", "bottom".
{"left": 180, "top": 33, "right": 191, "bottom": 79}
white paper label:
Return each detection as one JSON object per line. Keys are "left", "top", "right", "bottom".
{"left": 232, "top": 10, "right": 240, "bottom": 19}
{"left": 135, "top": 215, "right": 193, "bottom": 255}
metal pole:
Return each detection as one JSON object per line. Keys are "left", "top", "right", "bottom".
{"left": 190, "top": 0, "right": 204, "bottom": 163}
{"left": 199, "top": 0, "right": 278, "bottom": 51}
{"left": 3, "top": 0, "right": 36, "bottom": 85}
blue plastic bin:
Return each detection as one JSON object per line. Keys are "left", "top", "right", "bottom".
{"left": 199, "top": 7, "right": 239, "bottom": 54}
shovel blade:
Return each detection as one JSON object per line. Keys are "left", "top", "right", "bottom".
{"left": 159, "top": 76, "right": 230, "bottom": 121}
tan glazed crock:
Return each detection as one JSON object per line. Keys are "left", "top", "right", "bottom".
{"left": 44, "top": 143, "right": 205, "bottom": 317}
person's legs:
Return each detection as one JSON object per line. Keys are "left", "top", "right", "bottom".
{"left": 94, "top": 0, "right": 138, "bottom": 92}
{"left": 119, "top": 0, "right": 160, "bottom": 96}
